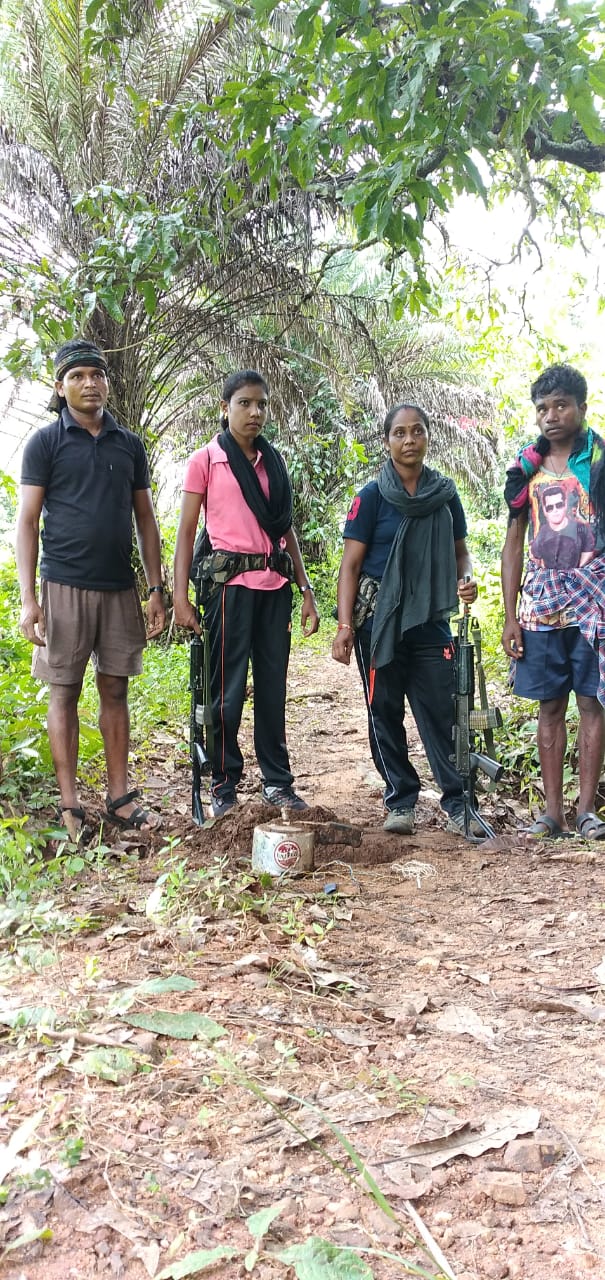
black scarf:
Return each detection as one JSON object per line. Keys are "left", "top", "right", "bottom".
{"left": 370, "top": 460, "right": 458, "bottom": 670}
{"left": 218, "top": 429, "right": 292, "bottom": 542}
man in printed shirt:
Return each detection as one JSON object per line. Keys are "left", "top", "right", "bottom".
{"left": 501, "top": 363, "right": 605, "bottom": 840}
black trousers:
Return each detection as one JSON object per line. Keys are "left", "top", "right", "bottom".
{"left": 355, "top": 625, "right": 464, "bottom": 815}
{"left": 204, "top": 583, "right": 293, "bottom": 797}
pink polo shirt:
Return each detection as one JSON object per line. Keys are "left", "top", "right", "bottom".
{"left": 183, "top": 434, "right": 289, "bottom": 590}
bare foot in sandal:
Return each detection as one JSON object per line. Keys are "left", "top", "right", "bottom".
{"left": 57, "top": 805, "right": 87, "bottom": 842}
{"left": 104, "top": 789, "right": 161, "bottom": 834}
{"left": 575, "top": 811, "right": 605, "bottom": 840}
{"left": 523, "top": 814, "right": 572, "bottom": 839}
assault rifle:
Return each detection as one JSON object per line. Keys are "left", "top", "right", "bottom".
{"left": 452, "top": 594, "right": 503, "bottom": 841}
{"left": 189, "top": 576, "right": 214, "bottom": 825}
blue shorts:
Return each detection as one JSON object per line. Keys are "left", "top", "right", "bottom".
{"left": 514, "top": 626, "right": 599, "bottom": 702}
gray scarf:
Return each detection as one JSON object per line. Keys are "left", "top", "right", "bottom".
{"left": 370, "top": 460, "right": 458, "bottom": 669}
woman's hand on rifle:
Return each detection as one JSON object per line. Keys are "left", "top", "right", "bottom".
{"left": 174, "top": 596, "right": 202, "bottom": 634}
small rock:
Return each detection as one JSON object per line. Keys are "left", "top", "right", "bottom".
{"left": 304, "top": 1193, "right": 329, "bottom": 1214}
{"left": 452, "top": 1219, "right": 489, "bottom": 1240}
{"left": 478, "top": 1172, "right": 527, "bottom": 1206}
{"left": 481, "top": 1210, "right": 504, "bottom": 1227}
{"left": 503, "top": 1139, "right": 542, "bottom": 1173}
{"left": 535, "top": 1129, "right": 563, "bottom": 1166}
{"left": 507, "top": 1262, "right": 524, "bottom": 1278}
{"left": 485, "top": 1264, "right": 509, "bottom": 1279}
{"left": 326, "top": 1197, "right": 359, "bottom": 1222}
{"left": 264, "top": 1086, "right": 289, "bottom": 1105}
{"left": 416, "top": 955, "right": 440, "bottom": 973}
{"left": 129, "top": 1031, "right": 162, "bottom": 1062}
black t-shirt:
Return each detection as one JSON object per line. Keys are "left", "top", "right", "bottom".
{"left": 21, "top": 409, "right": 151, "bottom": 591}
{"left": 343, "top": 477, "right": 468, "bottom": 643}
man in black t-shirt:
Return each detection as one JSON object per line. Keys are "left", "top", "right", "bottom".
{"left": 16, "top": 340, "right": 165, "bottom": 839}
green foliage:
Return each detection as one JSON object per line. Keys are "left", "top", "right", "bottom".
{"left": 123, "top": 638, "right": 190, "bottom": 749}
{"left": 0, "top": 470, "right": 17, "bottom": 541}
{"left": 0, "top": 557, "right": 102, "bottom": 802}
{"left": 0, "top": 562, "right": 57, "bottom": 797}
{"left": 283, "top": 425, "right": 368, "bottom": 560}
{"left": 219, "top": 0, "right": 605, "bottom": 308}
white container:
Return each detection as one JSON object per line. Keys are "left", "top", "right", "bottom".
{"left": 251, "top": 823, "right": 315, "bottom": 876}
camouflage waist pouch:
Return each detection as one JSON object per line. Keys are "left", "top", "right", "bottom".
{"left": 352, "top": 573, "right": 381, "bottom": 630}
{"left": 199, "top": 548, "right": 295, "bottom": 595}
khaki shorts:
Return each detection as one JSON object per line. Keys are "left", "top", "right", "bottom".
{"left": 32, "top": 581, "right": 147, "bottom": 685}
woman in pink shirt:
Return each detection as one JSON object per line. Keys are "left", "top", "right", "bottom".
{"left": 173, "top": 371, "right": 320, "bottom": 818}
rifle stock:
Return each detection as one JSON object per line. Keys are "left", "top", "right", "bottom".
{"left": 189, "top": 582, "right": 214, "bottom": 825}
{"left": 452, "top": 601, "right": 503, "bottom": 840}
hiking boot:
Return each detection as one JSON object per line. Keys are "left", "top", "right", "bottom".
{"left": 262, "top": 785, "right": 308, "bottom": 811}
{"left": 383, "top": 807, "right": 415, "bottom": 835}
{"left": 211, "top": 790, "right": 237, "bottom": 819}
{"left": 446, "top": 809, "right": 485, "bottom": 839}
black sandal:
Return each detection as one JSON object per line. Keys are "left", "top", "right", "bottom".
{"left": 575, "top": 811, "right": 605, "bottom": 841}
{"left": 104, "top": 789, "right": 161, "bottom": 833}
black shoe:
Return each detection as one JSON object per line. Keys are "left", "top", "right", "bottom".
{"left": 211, "top": 790, "right": 236, "bottom": 819}
{"left": 261, "top": 785, "right": 308, "bottom": 811}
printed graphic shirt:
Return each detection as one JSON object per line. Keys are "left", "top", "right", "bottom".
{"left": 520, "top": 462, "right": 596, "bottom": 629}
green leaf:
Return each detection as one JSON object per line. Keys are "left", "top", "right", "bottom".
{"left": 123, "top": 1011, "right": 226, "bottom": 1041}
{"left": 137, "top": 975, "right": 197, "bottom": 995}
{"left": 85, "top": 0, "right": 105, "bottom": 23}
{"left": 567, "top": 83, "right": 605, "bottom": 143}
{"left": 245, "top": 1201, "right": 286, "bottom": 1242}
{"left": 2, "top": 1226, "right": 53, "bottom": 1255}
{"left": 74, "top": 1047, "right": 140, "bottom": 1083}
{"left": 156, "top": 1245, "right": 237, "bottom": 1279}
{"left": 459, "top": 151, "right": 487, "bottom": 199}
{"left": 140, "top": 280, "right": 157, "bottom": 316}
{"left": 522, "top": 33, "right": 544, "bottom": 54}
{"left": 101, "top": 294, "right": 125, "bottom": 323}
{"left": 277, "top": 1236, "right": 375, "bottom": 1279}
{"left": 0, "top": 1005, "right": 56, "bottom": 1028}
{"left": 110, "top": 974, "right": 196, "bottom": 1013}
{"left": 588, "top": 62, "right": 605, "bottom": 100}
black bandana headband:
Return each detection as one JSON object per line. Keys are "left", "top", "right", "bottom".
{"left": 49, "top": 342, "right": 109, "bottom": 412}
{"left": 54, "top": 344, "right": 109, "bottom": 382}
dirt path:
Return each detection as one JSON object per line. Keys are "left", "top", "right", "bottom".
{"left": 1, "top": 642, "right": 605, "bottom": 1280}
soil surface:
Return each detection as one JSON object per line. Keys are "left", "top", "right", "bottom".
{"left": 2, "top": 643, "right": 605, "bottom": 1280}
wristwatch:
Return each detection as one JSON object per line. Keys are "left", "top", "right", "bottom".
{"left": 299, "top": 582, "right": 313, "bottom": 594}
{"left": 148, "top": 585, "right": 164, "bottom": 594}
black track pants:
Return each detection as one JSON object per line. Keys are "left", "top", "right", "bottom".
{"left": 204, "top": 583, "right": 293, "bottom": 796}
{"left": 354, "top": 625, "right": 464, "bottom": 815}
